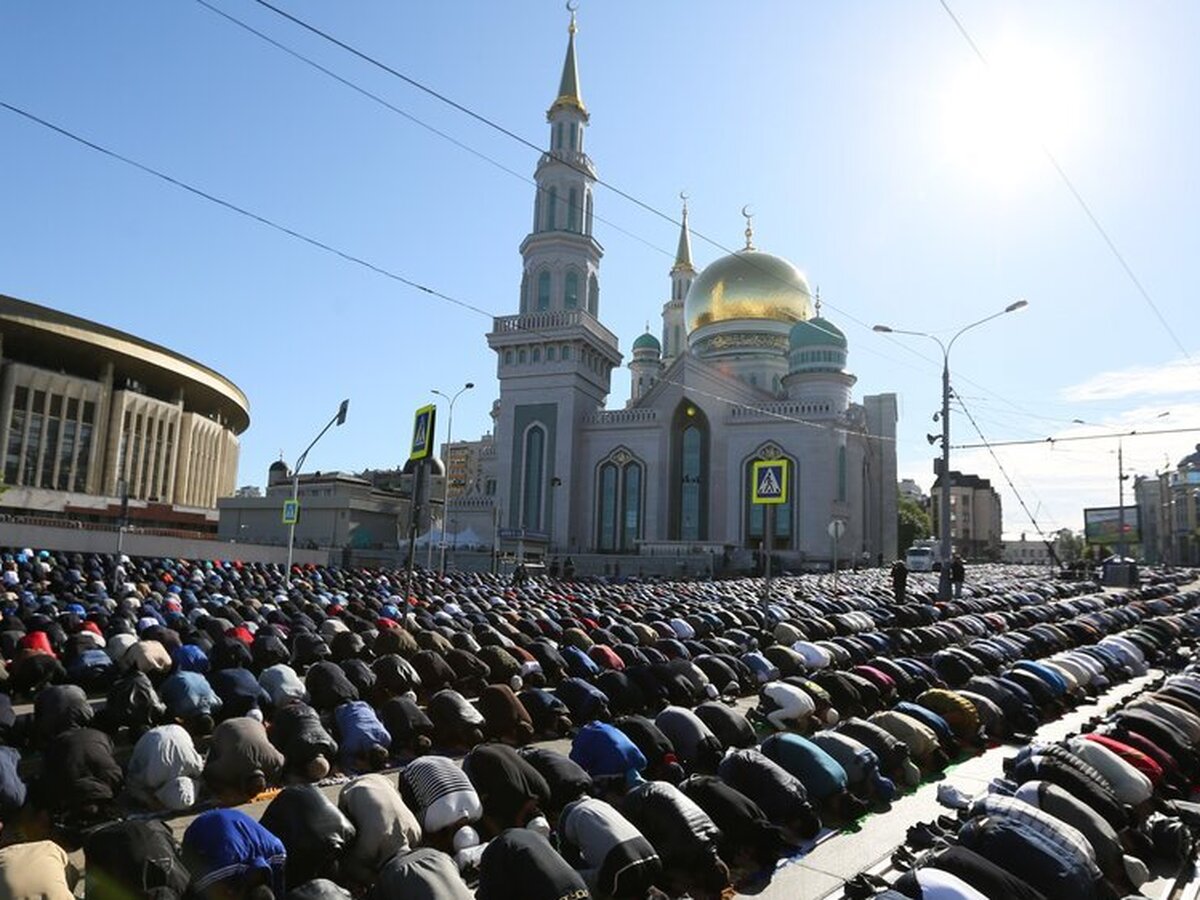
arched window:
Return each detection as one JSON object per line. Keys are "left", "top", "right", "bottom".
{"left": 561, "top": 344, "right": 571, "bottom": 360}
{"left": 546, "top": 346, "right": 556, "bottom": 361}
{"left": 537, "top": 271, "right": 551, "bottom": 311}
{"left": 521, "top": 425, "right": 546, "bottom": 530}
{"left": 837, "top": 446, "right": 847, "bottom": 501}
{"left": 569, "top": 122, "right": 577, "bottom": 150}
{"left": 504, "top": 350, "right": 513, "bottom": 365}
{"left": 546, "top": 186, "right": 557, "bottom": 230}
{"left": 745, "top": 452, "right": 794, "bottom": 549}
{"left": 567, "top": 187, "right": 580, "bottom": 232}
{"left": 533, "top": 194, "right": 541, "bottom": 233}
{"left": 585, "top": 192, "right": 593, "bottom": 235}
{"left": 518, "top": 349, "right": 527, "bottom": 364}
{"left": 532, "top": 347, "right": 541, "bottom": 363}
{"left": 622, "top": 462, "right": 642, "bottom": 550}
{"left": 554, "top": 122, "right": 563, "bottom": 149}
{"left": 564, "top": 270, "right": 579, "bottom": 309}
{"left": 596, "top": 453, "right": 644, "bottom": 551}
{"left": 588, "top": 274, "right": 599, "bottom": 316}
{"left": 520, "top": 271, "right": 529, "bottom": 313}
{"left": 670, "top": 403, "right": 709, "bottom": 541}
{"left": 597, "top": 462, "right": 617, "bottom": 551}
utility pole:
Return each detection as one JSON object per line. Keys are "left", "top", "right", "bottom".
{"left": 1117, "top": 440, "right": 1128, "bottom": 560}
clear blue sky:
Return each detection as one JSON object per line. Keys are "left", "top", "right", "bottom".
{"left": 2, "top": 1, "right": 1197, "bottom": 537}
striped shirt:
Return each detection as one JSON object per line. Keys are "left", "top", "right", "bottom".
{"left": 969, "top": 795, "right": 1100, "bottom": 879}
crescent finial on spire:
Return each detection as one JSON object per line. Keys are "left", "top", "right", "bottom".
{"left": 741, "top": 204, "right": 755, "bottom": 251}
{"left": 566, "top": 0, "right": 578, "bottom": 33}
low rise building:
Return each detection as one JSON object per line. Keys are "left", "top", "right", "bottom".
{"left": 930, "top": 469, "right": 1003, "bottom": 561}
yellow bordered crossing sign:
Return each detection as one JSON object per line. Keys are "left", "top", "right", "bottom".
{"left": 410, "top": 404, "right": 437, "bottom": 461}
{"left": 752, "top": 459, "right": 788, "bottom": 505}
{"left": 282, "top": 499, "right": 300, "bottom": 525}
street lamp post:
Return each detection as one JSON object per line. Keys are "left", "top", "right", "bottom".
{"left": 432, "top": 382, "right": 473, "bottom": 575}
{"left": 875, "top": 299, "right": 1027, "bottom": 600}
{"left": 286, "top": 399, "right": 349, "bottom": 589}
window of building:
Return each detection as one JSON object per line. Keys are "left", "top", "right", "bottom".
{"left": 56, "top": 418, "right": 76, "bottom": 491}
{"left": 546, "top": 186, "right": 557, "bottom": 230}
{"left": 568, "top": 187, "right": 580, "bottom": 232}
{"left": 537, "top": 271, "right": 551, "bottom": 311}
{"left": 82, "top": 401, "right": 95, "bottom": 425}
{"left": 485, "top": 478, "right": 496, "bottom": 496}
{"left": 505, "top": 350, "right": 513, "bottom": 365}
{"left": 520, "top": 272, "right": 529, "bottom": 313}
{"left": 585, "top": 191, "right": 593, "bottom": 234}
{"left": 521, "top": 425, "right": 546, "bottom": 530}
{"left": 597, "top": 462, "right": 617, "bottom": 551}
{"left": 622, "top": 461, "right": 642, "bottom": 550}
{"left": 554, "top": 122, "right": 562, "bottom": 149}
{"left": 74, "top": 421, "right": 92, "bottom": 492}
{"left": 532, "top": 347, "right": 541, "bottom": 363}
{"left": 518, "top": 349, "right": 527, "bottom": 364}
{"left": 546, "top": 346, "right": 556, "bottom": 361}
{"left": 42, "top": 416, "right": 58, "bottom": 489}
{"left": 4, "top": 399, "right": 24, "bottom": 486}
{"left": 569, "top": 122, "right": 577, "bottom": 150}
{"left": 588, "top": 274, "right": 599, "bottom": 316}
{"left": 561, "top": 345, "right": 570, "bottom": 360}
{"left": 565, "top": 270, "right": 579, "bottom": 309}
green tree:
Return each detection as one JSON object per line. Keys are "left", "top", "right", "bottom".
{"left": 1054, "top": 528, "right": 1085, "bottom": 563}
{"left": 898, "top": 494, "right": 931, "bottom": 552}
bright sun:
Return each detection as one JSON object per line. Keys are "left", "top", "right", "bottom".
{"left": 939, "top": 33, "right": 1087, "bottom": 189}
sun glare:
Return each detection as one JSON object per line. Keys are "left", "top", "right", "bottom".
{"left": 939, "top": 33, "right": 1087, "bottom": 189}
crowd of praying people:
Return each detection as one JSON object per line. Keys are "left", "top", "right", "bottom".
{"left": 0, "top": 547, "right": 1195, "bottom": 899}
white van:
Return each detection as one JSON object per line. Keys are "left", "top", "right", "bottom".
{"left": 905, "top": 546, "right": 935, "bottom": 572}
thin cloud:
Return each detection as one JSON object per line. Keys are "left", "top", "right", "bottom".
{"left": 1061, "top": 359, "right": 1200, "bottom": 402}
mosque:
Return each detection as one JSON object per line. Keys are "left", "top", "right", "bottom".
{"left": 460, "top": 11, "right": 898, "bottom": 572}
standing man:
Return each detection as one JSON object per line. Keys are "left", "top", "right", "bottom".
{"left": 890, "top": 558, "right": 908, "bottom": 603}
{"left": 951, "top": 554, "right": 965, "bottom": 599}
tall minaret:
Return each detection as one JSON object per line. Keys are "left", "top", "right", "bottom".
{"left": 487, "top": 8, "right": 621, "bottom": 551}
{"left": 661, "top": 196, "right": 695, "bottom": 365}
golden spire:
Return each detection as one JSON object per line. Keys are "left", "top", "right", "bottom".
{"left": 672, "top": 191, "right": 695, "bottom": 272}
{"left": 741, "top": 204, "right": 755, "bottom": 251}
{"left": 549, "top": 2, "right": 588, "bottom": 119}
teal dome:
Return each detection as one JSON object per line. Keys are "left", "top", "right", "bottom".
{"left": 789, "top": 316, "right": 846, "bottom": 351}
{"left": 632, "top": 331, "right": 661, "bottom": 353}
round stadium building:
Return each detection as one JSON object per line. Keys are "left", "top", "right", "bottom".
{"left": 0, "top": 293, "right": 248, "bottom": 528}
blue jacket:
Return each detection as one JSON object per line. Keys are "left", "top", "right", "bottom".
{"left": 570, "top": 722, "right": 647, "bottom": 780}
{"left": 182, "top": 808, "right": 286, "bottom": 895}
{"left": 334, "top": 701, "right": 392, "bottom": 767}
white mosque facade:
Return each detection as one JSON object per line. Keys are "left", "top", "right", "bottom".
{"left": 458, "top": 14, "right": 898, "bottom": 571}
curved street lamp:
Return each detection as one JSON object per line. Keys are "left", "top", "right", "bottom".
{"left": 432, "top": 382, "right": 474, "bottom": 575}
{"left": 874, "top": 300, "right": 1027, "bottom": 599}
{"left": 286, "top": 399, "right": 349, "bottom": 588}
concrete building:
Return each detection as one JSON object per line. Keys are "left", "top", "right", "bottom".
{"left": 930, "top": 470, "right": 1003, "bottom": 561}
{"left": 216, "top": 461, "right": 429, "bottom": 551}
{"left": 899, "top": 478, "right": 928, "bottom": 506}
{"left": 457, "top": 11, "right": 899, "bottom": 571}
{"left": 1134, "top": 475, "right": 1163, "bottom": 564}
{"left": 440, "top": 435, "right": 497, "bottom": 500}
{"left": 1002, "top": 533, "right": 1054, "bottom": 566}
{"left": 0, "top": 293, "right": 248, "bottom": 532}
{"left": 1161, "top": 445, "right": 1200, "bottom": 566}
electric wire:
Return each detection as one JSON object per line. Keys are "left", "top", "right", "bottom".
{"left": 197, "top": 0, "right": 1100, "bottom": 442}
{"left": 937, "top": 0, "right": 1191, "bottom": 361}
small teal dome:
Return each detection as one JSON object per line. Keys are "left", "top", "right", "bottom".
{"left": 632, "top": 331, "right": 661, "bottom": 353}
{"left": 789, "top": 316, "right": 846, "bottom": 351}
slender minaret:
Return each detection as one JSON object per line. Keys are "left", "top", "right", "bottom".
{"left": 661, "top": 196, "right": 695, "bottom": 364}
{"left": 487, "top": 8, "right": 621, "bottom": 547}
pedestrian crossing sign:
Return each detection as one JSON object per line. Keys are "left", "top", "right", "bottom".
{"left": 410, "top": 404, "right": 437, "bottom": 461}
{"left": 752, "top": 459, "right": 788, "bottom": 505}
{"left": 282, "top": 499, "right": 300, "bottom": 525}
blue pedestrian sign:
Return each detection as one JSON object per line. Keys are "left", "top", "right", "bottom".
{"left": 752, "top": 459, "right": 788, "bottom": 505}
{"left": 410, "top": 404, "right": 438, "bottom": 461}
{"left": 282, "top": 499, "right": 300, "bottom": 525}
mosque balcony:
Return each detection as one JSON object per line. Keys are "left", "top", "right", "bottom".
{"left": 537, "top": 148, "right": 595, "bottom": 176}
{"left": 583, "top": 408, "right": 659, "bottom": 426}
{"left": 489, "top": 309, "right": 619, "bottom": 351}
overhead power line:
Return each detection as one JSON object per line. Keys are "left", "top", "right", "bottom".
{"left": 229, "top": 0, "right": 1097, "bottom": 440}
{"left": 937, "top": 0, "right": 1191, "bottom": 361}
{"left": 952, "top": 425, "right": 1200, "bottom": 450}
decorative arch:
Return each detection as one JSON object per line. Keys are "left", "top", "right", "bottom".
{"left": 670, "top": 402, "right": 710, "bottom": 541}
{"left": 519, "top": 422, "right": 547, "bottom": 530}
{"left": 595, "top": 447, "right": 644, "bottom": 552}
{"left": 564, "top": 269, "right": 580, "bottom": 309}
{"left": 743, "top": 441, "right": 796, "bottom": 549}
{"left": 546, "top": 186, "right": 558, "bottom": 230}
{"left": 587, "top": 274, "right": 599, "bottom": 316}
{"left": 536, "top": 270, "right": 552, "bottom": 311}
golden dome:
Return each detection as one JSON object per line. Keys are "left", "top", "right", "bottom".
{"left": 684, "top": 250, "right": 814, "bottom": 333}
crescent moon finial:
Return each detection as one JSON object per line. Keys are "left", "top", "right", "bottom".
{"left": 566, "top": 0, "right": 579, "bottom": 32}
{"left": 741, "top": 204, "right": 755, "bottom": 250}
{"left": 679, "top": 190, "right": 689, "bottom": 216}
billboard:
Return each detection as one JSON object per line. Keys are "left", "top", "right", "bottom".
{"left": 1083, "top": 506, "right": 1141, "bottom": 545}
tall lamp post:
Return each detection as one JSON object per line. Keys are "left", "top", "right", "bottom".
{"left": 433, "top": 382, "right": 473, "bottom": 575}
{"left": 874, "top": 299, "right": 1027, "bottom": 600}
{"left": 286, "top": 399, "right": 349, "bottom": 589}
